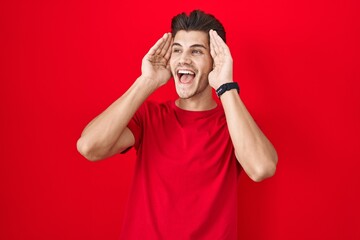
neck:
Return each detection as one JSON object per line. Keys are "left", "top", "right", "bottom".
{"left": 175, "top": 89, "right": 217, "bottom": 111}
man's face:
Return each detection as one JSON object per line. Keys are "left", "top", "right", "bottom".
{"left": 170, "top": 30, "right": 213, "bottom": 99}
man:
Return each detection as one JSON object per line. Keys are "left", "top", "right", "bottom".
{"left": 77, "top": 10, "right": 278, "bottom": 239}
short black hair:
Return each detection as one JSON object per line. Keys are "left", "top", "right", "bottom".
{"left": 171, "top": 10, "right": 226, "bottom": 43}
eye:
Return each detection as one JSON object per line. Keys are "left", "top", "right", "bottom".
{"left": 192, "top": 49, "right": 202, "bottom": 55}
{"left": 173, "top": 48, "right": 181, "bottom": 53}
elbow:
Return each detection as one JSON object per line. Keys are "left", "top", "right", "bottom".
{"left": 76, "top": 137, "right": 103, "bottom": 161}
{"left": 249, "top": 163, "right": 277, "bottom": 182}
{"left": 249, "top": 152, "right": 278, "bottom": 183}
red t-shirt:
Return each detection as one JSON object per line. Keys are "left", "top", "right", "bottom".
{"left": 120, "top": 100, "right": 241, "bottom": 239}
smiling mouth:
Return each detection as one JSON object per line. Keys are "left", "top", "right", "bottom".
{"left": 177, "top": 70, "right": 196, "bottom": 84}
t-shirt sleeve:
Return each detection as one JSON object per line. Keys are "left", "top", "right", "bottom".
{"left": 122, "top": 101, "right": 148, "bottom": 152}
{"left": 127, "top": 117, "right": 141, "bottom": 150}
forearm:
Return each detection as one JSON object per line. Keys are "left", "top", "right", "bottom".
{"left": 77, "top": 76, "right": 158, "bottom": 160}
{"left": 220, "top": 90, "right": 278, "bottom": 182}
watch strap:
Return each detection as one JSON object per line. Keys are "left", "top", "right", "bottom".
{"left": 216, "top": 82, "right": 239, "bottom": 98}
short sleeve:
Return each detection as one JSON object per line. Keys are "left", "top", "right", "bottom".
{"left": 123, "top": 101, "right": 149, "bottom": 152}
{"left": 127, "top": 117, "right": 141, "bottom": 150}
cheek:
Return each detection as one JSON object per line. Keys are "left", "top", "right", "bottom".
{"left": 169, "top": 56, "right": 178, "bottom": 67}
{"left": 169, "top": 58, "right": 176, "bottom": 72}
{"left": 198, "top": 56, "right": 213, "bottom": 72}
{"left": 200, "top": 61, "right": 213, "bottom": 74}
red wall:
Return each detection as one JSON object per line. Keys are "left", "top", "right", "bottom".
{"left": 1, "top": 0, "right": 359, "bottom": 239}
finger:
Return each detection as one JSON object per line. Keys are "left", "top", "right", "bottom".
{"left": 155, "top": 33, "right": 169, "bottom": 56}
{"left": 210, "top": 30, "right": 219, "bottom": 48}
{"left": 146, "top": 38, "right": 164, "bottom": 57}
{"left": 213, "top": 30, "right": 226, "bottom": 56}
{"left": 209, "top": 30, "right": 218, "bottom": 57}
{"left": 164, "top": 36, "right": 173, "bottom": 60}
{"left": 161, "top": 33, "right": 172, "bottom": 57}
{"left": 213, "top": 31, "right": 231, "bottom": 56}
{"left": 210, "top": 42, "right": 216, "bottom": 59}
{"left": 146, "top": 33, "right": 168, "bottom": 56}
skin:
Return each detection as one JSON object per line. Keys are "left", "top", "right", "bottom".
{"left": 77, "top": 30, "right": 278, "bottom": 182}
{"left": 170, "top": 30, "right": 214, "bottom": 110}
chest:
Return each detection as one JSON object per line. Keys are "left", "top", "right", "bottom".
{"left": 140, "top": 112, "right": 233, "bottom": 170}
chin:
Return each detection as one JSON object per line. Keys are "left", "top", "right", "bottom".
{"left": 176, "top": 91, "right": 194, "bottom": 99}
{"left": 176, "top": 89, "right": 196, "bottom": 99}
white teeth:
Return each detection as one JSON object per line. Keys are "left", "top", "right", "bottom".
{"left": 178, "top": 70, "right": 195, "bottom": 75}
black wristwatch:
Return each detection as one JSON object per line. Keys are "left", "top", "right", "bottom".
{"left": 216, "top": 82, "right": 239, "bottom": 98}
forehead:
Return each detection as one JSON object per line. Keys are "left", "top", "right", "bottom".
{"left": 173, "top": 30, "right": 209, "bottom": 47}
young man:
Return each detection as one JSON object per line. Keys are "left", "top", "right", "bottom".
{"left": 77, "top": 10, "right": 278, "bottom": 239}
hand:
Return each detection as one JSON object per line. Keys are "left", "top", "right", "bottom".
{"left": 141, "top": 33, "right": 173, "bottom": 88}
{"left": 208, "top": 30, "right": 233, "bottom": 90}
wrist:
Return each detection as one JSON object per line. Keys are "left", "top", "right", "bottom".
{"left": 211, "top": 79, "right": 233, "bottom": 91}
{"left": 138, "top": 75, "right": 161, "bottom": 92}
{"left": 215, "top": 82, "right": 239, "bottom": 98}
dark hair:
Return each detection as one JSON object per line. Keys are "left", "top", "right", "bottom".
{"left": 171, "top": 10, "right": 226, "bottom": 43}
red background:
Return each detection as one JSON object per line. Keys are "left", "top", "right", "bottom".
{"left": 1, "top": 0, "right": 360, "bottom": 239}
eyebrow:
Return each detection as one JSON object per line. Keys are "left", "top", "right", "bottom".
{"left": 172, "top": 43, "right": 207, "bottom": 49}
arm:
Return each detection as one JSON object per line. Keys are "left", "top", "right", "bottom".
{"left": 209, "top": 30, "right": 278, "bottom": 182}
{"left": 77, "top": 33, "right": 173, "bottom": 161}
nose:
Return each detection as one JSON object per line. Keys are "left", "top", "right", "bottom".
{"left": 179, "top": 51, "right": 192, "bottom": 65}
